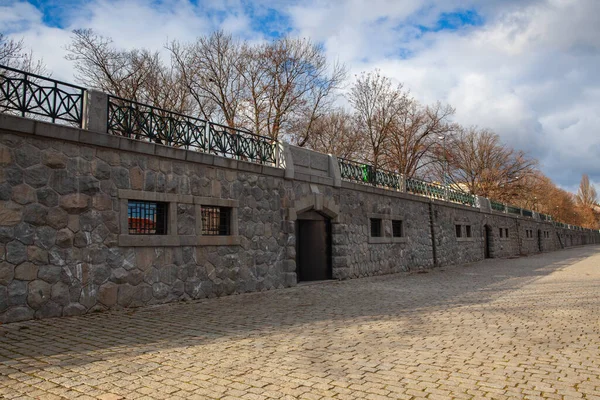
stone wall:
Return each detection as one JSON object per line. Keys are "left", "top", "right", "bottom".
{"left": 1, "top": 114, "right": 598, "bottom": 323}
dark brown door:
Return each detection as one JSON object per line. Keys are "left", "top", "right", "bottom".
{"left": 297, "top": 218, "right": 331, "bottom": 281}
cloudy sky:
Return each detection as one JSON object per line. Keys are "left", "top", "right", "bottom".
{"left": 2, "top": 0, "right": 599, "bottom": 193}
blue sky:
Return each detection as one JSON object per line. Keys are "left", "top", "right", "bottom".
{"left": 2, "top": 0, "right": 600, "bottom": 192}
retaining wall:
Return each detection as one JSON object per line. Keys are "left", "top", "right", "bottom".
{"left": 1, "top": 114, "right": 598, "bottom": 323}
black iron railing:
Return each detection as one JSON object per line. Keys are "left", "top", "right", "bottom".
{"left": 0, "top": 64, "right": 85, "bottom": 126}
{"left": 490, "top": 200, "right": 505, "bottom": 212}
{"left": 406, "top": 177, "right": 445, "bottom": 200}
{"left": 338, "top": 158, "right": 402, "bottom": 190}
{"left": 338, "top": 158, "right": 476, "bottom": 206}
{"left": 107, "top": 96, "right": 277, "bottom": 165}
{"left": 522, "top": 209, "right": 533, "bottom": 218}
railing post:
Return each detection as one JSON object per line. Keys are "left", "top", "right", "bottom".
{"left": 83, "top": 90, "right": 108, "bottom": 133}
{"left": 328, "top": 154, "right": 342, "bottom": 188}
{"left": 277, "top": 142, "right": 294, "bottom": 180}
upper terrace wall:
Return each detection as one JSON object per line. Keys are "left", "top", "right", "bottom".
{"left": 0, "top": 114, "right": 598, "bottom": 323}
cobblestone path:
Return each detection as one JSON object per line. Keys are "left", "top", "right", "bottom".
{"left": 1, "top": 246, "right": 599, "bottom": 399}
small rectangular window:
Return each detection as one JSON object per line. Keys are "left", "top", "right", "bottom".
{"left": 128, "top": 200, "right": 168, "bottom": 235}
{"left": 392, "top": 220, "right": 403, "bottom": 237}
{"left": 370, "top": 218, "right": 382, "bottom": 237}
{"left": 499, "top": 228, "right": 503, "bottom": 238}
{"left": 455, "top": 225, "right": 462, "bottom": 238}
{"left": 202, "top": 206, "right": 231, "bottom": 236}
{"left": 466, "top": 225, "right": 472, "bottom": 238}
{"left": 505, "top": 228, "right": 509, "bottom": 238}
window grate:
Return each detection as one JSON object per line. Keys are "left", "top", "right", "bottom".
{"left": 202, "top": 206, "right": 231, "bottom": 236}
{"left": 370, "top": 218, "right": 382, "bottom": 237}
{"left": 392, "top": 220, "right": 403, "bottom": 237}
{"left": 128, "top": 200, "right": 168, "bottom": 235}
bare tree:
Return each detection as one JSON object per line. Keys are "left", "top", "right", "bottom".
{"left": 385, "top": 100, "right": 456, "bottom": 178}
{"left": 445, "top": 127, "right": 537, "bottom": 198}
{"left": 301, "top": 109, "right": 365, "bottom": 160}
{"left": 66, "top": 29, "right": 189, "bottom": 112}
{"left": 243, "top": 37, "right": 346, "bottom": 140}
{"left": 576, "top": 174, "right": 598, "bottom": 207}
{"left": 348, "top": 70, "right": 408, "bottom": 167}
{"left": 0, "top": 33, "right": 45, "bottom": 74}
{"left": 167, "top": 31, "right": 245, "bottom": 126}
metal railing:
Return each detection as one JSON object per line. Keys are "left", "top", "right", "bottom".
{"left": 490, "top": 200, "right": 505, "bottom": 212}
{"left": 337, "top": 159, "right": 403, "bottom": 190}
{"left": 107, "top": 96, "right": 277, "bottom": 165}
{"left": 0, "top": 64, "right": 85, "bottom": 126}
{"left": 338, "top": 158, "right": 476, "bottom": 207}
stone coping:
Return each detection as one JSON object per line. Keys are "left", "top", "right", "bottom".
{"left": 0, "top": 114, "right": 285, "bottom": 179}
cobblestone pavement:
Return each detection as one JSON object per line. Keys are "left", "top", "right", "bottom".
{"left": 1, "top": 246, "right": 600, "bottom": 400}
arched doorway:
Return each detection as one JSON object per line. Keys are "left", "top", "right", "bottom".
{"left": 484, "top": 225, "right": 492, "bottom": 258}
{"left": 296, "top": 210, "right": 332, "bottom": 281}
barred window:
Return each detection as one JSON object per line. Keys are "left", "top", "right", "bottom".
{"left": 370, "top": 218, "right": 382, "bottom": 237}
{"left": 466, "top": 225, "right": 472, "bottom": 238}
{"left": 455, "top": 225, "right": 462, "bottom": 238}
{"left": 392, "top": 220, "right": 403, "bottom": 237}
{"left": 505, "top": 228, "right": 509, "bottom": 238}
{"left": 499, "top": 228, "right": 503, "bottom": 238}
{"left": 202, "top": 206, "right": 231, "bottom": 236}
{"left": 128, "top": 201, "right": 168, "bottom": 235}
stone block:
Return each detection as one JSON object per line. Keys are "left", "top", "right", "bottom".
{"left": 36, "top": 187, "right": 59, "bottom": 207}
{"left": 98, "top": 282, "right": 118, "bottom": 307}
{"left": 60, "top": 193, "right": 90, "bottom": 213}
{"left": 27, "top": 246, "right": 48, "bottom": 265}
{"left": 23, "top": 203, "right": 48, "bottom": 226}
{"left": 35, "top": 300, "right": 62, "bottom": 319}
{"left": 63, "top": 303, "right": 86, "bottom": 316}
{"left": 0, "top": 226, "right": 15, "bottom": 243}
{"left": 92, "top": 159, "right": 111, "bottom": 180}
{"left": 6, "top": 241, "right": 26, "bottom": 265}
{"left": 0, "top": 205, "right": 21, "bottom": 227}
{"left": 78, "top": 176, "right": 101, "bottom": 195}
{"left": 42, "top": 150, "right": 67, "bottom": 169}
{"left": 27, "top": 279, "right": 51, "bottom": 309}
{"left": 14, "top": 144, "right": 41, "bottom": 168}
{"left": 38, "top": 265, "right": 62, "bottom": 284}
{"left": 46, "top": 207, "right": 68, "bottom": 229}
{"left": 14, "top": 262, "right": 39, "bottom": 281}
{"left": 111, "top": 167, "right": 130, "bottom": 189}
{"left": 0, "top": 261, "right": 14, "bottom": 285}
{"left": 55, "top": 229, "right": 74, "bottom": 248}
{"left": 50, "top": 170, "right": 78, "bottom": 195}
{"left": 23, "top": 165, "right": 50, "bottom": 188}
{"left": 4, "top": 306, "right": 34, "bottom": 323}
{"left": 11, "top": 184, "right": 36, "bottom": 205}
{"left": 130, "top": 167, "right": 143, "bottom": 190}
{"left": 0, "top": 182, "right": 11, "bottom": 201}
{"left": 34, "top": 226, "right": 56, "bottom": 250}
{"left": 0, "top": 145, "right": 11, "bottom": 166}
